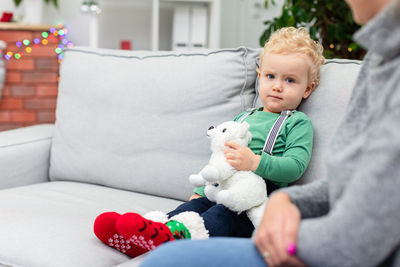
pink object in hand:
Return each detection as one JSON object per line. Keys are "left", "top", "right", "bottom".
{"left": 287, "top": 243, "right": 297, "bottom": 255}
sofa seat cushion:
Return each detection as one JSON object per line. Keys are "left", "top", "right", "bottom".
{"left": 0, "top": 181, "right": 182, "bottom": 267}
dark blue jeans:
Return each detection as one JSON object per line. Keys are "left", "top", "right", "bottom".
{"left": 167, "top": 197, "right": 254, "bottom": 237}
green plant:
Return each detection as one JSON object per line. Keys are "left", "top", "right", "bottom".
{"left": 14, "top": 0, "right": 58, "bottom": 8}
{"left": 260, "top": 0, "right": 365, "bottom": 59}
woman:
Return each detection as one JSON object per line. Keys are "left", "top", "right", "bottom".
{"left": 140, "top": 0, "right": 400, "bottom": 266}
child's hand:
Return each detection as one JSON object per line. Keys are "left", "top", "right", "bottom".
{"left": 224, "top": 141, "right": 261, "bottom": 171}
{"left": 189, "top": 194, "right": 203, "bottom": 201}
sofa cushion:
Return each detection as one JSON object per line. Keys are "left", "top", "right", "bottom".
{"left": 0, "top": 181, "right": 182, "bottom": 267}
{"left": 0, "top": 124, "right": 53, "bottom": 190}
{"left": 50, "top": 47, "right": 260, "bottom": 201}
{"left": 255, "top": 59, "right": 362, "bottom": 184}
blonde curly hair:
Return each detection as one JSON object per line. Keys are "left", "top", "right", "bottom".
{"left": 259, "top": 27, "right": 325, "bottom": 85}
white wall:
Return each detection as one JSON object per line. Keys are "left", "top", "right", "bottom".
{"left": 97, "top": 2, "right": 152, "bottom": 50}
{"left": 0, "top": 0, "right": 283, "bottom": 50}
{"left": 97, "top": 1, "right": 174, "bottom": 51}
{"left": 42, "top": 0, "right": 91, "bottom": 47}
{"left": 0, "top": 0, "right": 14, "bottom": 12}
{"left": 220, "top": 0, "right": 283, "bottom": 48}
{"left": 0, "top": 0, "right": 91, "bottom": 46}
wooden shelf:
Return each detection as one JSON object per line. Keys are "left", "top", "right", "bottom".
{"left": 0, "top": 23, "right": 59, "bottom": 32}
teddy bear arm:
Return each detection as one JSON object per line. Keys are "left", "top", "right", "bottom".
{"left": 200, "top": 164, "right": 220, "bottom": 183}
{"left": 209, "top": 153, "right": 237, "bottom": 181}
{"left": 216, "top": 173, "right": 267, "bottom": 212}
{"left": 189, "top": 174, "right": 207, "bottom": 187}
{"left": 204, "top": 184, "right": 218, "bottom": 202}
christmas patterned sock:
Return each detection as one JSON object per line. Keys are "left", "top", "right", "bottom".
{"left": 93, "top": 212, "right": 147, "bottom": 258}
{"left": 165, "top": 220, "right": 191, "bottom": 240}
{"left": 116, "top": 213, "right": 188, "bottom": 254}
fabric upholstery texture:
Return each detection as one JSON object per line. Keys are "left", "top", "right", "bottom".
{"left": 50, "top": 47, "right": 260, "bottom": 201}
{"left": 0, "top": 181, "right": 182, "bottom": 267}
{"left": 0, "top": 124, "right": 54, "bottom": 189}
{"left": 298, "top": 59, "right": 361, "bottom": 184}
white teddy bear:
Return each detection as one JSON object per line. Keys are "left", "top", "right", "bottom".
{"left": 189, "top": 121, "right": 267, "bottom": 214}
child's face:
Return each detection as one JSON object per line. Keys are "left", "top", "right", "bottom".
{"left": 258, "top": 52, "right": 315, "bottom": 113}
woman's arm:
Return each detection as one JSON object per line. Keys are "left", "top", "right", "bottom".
{"left": 280, "top": 178, "right": 329, "bottom": 218}
{"left": 294, "top": 108, "right": 400, "bottom": 266}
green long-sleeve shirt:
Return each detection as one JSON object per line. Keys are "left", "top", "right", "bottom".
{"left": 194, "top": 108, "right": 313, "bottom": 196}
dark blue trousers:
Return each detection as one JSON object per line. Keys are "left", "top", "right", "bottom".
{"left": 167, "top": 197, "right": 254, "bottom": 237}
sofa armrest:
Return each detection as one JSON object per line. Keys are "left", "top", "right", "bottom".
{"left": 0, "top": 124, "right": 54, "bottom": 190}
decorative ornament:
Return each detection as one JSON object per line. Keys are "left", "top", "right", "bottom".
{"left": 2, "top": 23, "right": 73, "bottom": 63}
{"left": 0, "top": 12, "right": 13, "bottom": 22}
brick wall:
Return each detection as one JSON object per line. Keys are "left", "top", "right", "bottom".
{"left": 0, "top": 27, "right": 59, "bottom": 131}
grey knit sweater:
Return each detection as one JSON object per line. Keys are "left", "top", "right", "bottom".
{"left": 281, "top": 1, "right": 400, "bottom": 266}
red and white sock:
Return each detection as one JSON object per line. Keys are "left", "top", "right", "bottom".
{"left": 93, "top": 212, "right": 147, "bottom": 258}
{"left": 116, "top": 212, "right": 175, "bottom": 253}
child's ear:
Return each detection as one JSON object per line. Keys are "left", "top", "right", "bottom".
{"left": 303, "top": 82, "right": 316, "bottom": 99}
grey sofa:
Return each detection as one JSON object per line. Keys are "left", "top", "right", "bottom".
{"left": 0, "top": 47, "right": 361, "bottom": 267}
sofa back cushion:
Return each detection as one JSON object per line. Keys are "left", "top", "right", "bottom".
{"left": 50, "top": 47, "right": 260, "bottom": 201}
{"left": 255, "top": 59, "right": 361, "bottom": 184}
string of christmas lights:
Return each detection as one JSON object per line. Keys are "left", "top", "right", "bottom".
{"left": 1, "top": 24, "right": 73, "bottom": 63}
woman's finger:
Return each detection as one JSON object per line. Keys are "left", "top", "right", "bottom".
{"left": 254, "top": 193, "right": 302, "bottom": 266}
{"left": 254, "top": 228, "right": 275, "bottom": 266}
{"left": 255, "top": 213, "right": 284, "bottom": 267}
{"left": 281, "top": 204, "right": 301, "bottom": 250}
{"left": 268, "top": 215, "right": 287, "bottom": 266}
{"left": 281, "top": 205, "right": 301, "bottom": 265}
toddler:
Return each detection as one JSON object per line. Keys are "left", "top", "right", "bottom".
{"left": 93, "top": 27, "right": 325, "bottom": 258}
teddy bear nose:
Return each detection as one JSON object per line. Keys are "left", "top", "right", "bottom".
{"left": 208, "top": 126, "right": 214, "bottom": 130}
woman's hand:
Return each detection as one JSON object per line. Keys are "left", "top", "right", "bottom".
{"left": 254, "top": 192, "right": 306, "bottom": 267}
{"left": 224, "top": 141, "right": 261, "bottom": 171}
{"left": 188, "top": 194, "right": 203, "bottom": 201}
